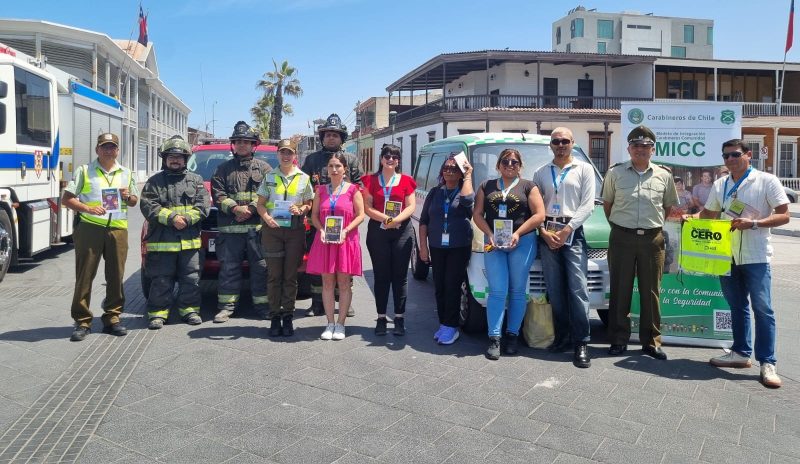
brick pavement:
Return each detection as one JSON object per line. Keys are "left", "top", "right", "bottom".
{"left": 0, "top": 209, "right": 799, "bottom": 463}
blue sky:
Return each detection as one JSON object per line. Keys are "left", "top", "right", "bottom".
{"left": 3, "top": 0, "right": 798, "bottom": 139}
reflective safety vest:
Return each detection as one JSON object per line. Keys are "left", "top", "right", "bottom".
{"left": 78, "top": 164, "right": 131, "bottom": 229}
{"left": 679, "top": 219, "right": 733, "bottom": 276}
{"left": 262, "top": 170, "right": 310, "bottom": 211}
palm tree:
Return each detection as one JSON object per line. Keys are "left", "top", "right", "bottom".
{"left": 255, "top": 59, "right": 302, "bottom": 139}
{"left": 250, "top": 94, "right": 294, "bottom": 140}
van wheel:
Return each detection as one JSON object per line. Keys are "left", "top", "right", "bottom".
{"left": 0, "top": 209, "right": 14, "bottom": 283}
{"left": 411, "top": 235, "right": 429, "bottom": 281}
{"left": 460, "top": 279, "right": 487, "bottom": 334}
{"left": 596, "top": 308, "right": 609, "bottom": 327}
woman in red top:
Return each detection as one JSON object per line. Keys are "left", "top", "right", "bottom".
{"left": 363, "top": 144, "right": 417, "bottom": 336}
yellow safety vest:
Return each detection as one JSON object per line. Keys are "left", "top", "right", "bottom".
{"left": 78, "top": 164, "right": 131, "bottom": 229}
{"left": 679, "top": 219, "right": 732, "bottom": 276}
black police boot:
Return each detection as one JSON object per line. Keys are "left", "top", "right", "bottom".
{"left": 375, "top": 317, "right": 388, "bottom": 336}
{"left": 393, "top": 317, "right": 405, "bottom": 336}
{"left": 281, "top": 316, "right": 294, "bottom": 337}
{"left": 503, "top": 332, "right": 519, "bottom": 355}
{"left": 574, "top": 343, "right": 591, "bottom": 368}
{"left": 269, "top": 317, "right": 282, "bottom": 337}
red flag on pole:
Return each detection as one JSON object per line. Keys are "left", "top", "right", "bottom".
{"left": 787, "top": 0, "right": 795, "bottom": 53}
{"left": 137, "top": 6, "right": 149, "bottom": 46}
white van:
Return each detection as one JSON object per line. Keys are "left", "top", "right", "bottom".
{"left": 410, "top": 133, "right": 611, "bottom": 332}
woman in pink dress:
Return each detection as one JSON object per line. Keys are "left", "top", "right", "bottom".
{"left": 307, "top": 152, "right": 365, "bottom": 340}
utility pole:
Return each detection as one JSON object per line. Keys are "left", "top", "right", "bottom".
{"left": 212, "top": 100, "right": 217, "bottom": 136}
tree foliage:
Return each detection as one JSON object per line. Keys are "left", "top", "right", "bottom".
{"left": 254, "top": 59, "right": 302, "bottom": 140}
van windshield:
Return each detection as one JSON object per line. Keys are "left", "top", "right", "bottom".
{"left": 469, "top": 143, "right": 602, "bottom": 197}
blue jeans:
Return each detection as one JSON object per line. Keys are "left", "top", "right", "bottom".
{"left": 719, "top": 262, "right": 776, "bottom": 365}
{"left": 485, "top": 232, "right": 536, "bottom": 337}
{"left": 538, "top": 227, "right": 590, "bottom": 344}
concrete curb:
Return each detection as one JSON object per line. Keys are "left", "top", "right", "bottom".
{"left": 774, "top": 227, "right": 800, "bottom": 238}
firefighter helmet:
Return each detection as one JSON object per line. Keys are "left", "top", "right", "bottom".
{"left": 229, "top": 121, "right": 261, "bottom": 145}
{"left": 317, "top": 113, "right": 348, "bottom": 143}
{"left": 159, "top": 135, "right": 192, "bottom": 159}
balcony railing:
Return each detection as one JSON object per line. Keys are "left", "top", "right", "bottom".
{"left": 780, "top": 178, "right": 800, "bottom": 191}
{"left": 395, "top": 95, "right": 649, "bottom": 122}
{"left": 742, "top": 103, "right": 800, "bottom": 117}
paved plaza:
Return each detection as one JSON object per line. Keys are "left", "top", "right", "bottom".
{"left": 1, "top": 208, "right": 799, "bottom": 464}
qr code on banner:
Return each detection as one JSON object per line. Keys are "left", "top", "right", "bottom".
{"left": 714, "top": 310, "right": 733, "bottom": 332}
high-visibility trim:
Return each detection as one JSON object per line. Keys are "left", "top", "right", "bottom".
{"left": 148, "top": 309, "right": 169, "bottom": 319}
{"left": 252, "top": 295, "right": 269, "bottom": 304}
{"left": 158, "top": 208, "right": 174, "bottom": 225}
{"left": 178, "top": 306, "right": 200, "bottom": 316}
{"left": 220, "top": 198, "right": 237, "bottom": 214}
{"left": 231, "top": 192, "right": 257, "bottom": 201}
{"left": 218, "top": 294, "right": 238, "bottom": 303}
{"left": 218, "top": 224, "right": 261, "bottom": 233}
{"left": 146, "top": 237, "right": 201, "bottom": 252}
{"left": 78, "top": 163, "right": 131, "bottom": 229}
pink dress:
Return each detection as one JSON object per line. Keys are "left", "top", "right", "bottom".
{"left": 307, "top": 183, "right": 363, "bottom": 276}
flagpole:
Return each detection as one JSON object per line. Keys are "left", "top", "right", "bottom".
{"left": 778, "top": 52, "right": 787, "bottom": 117}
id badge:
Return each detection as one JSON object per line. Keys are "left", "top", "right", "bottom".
{"left": 549, "top": 203, "right": 561, "bottom": 216}
{"left": 441, "top": 233, "right": 450, "bottom": 247}
{"left": 498, "top": 204, "right": 507, "bottom": 218}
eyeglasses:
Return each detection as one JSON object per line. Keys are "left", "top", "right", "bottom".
{"left": 722, "top": 151, "right": 744, "bottom": 160}
{"left": 442, "top": 166, "right": 460, "bottom": 173}
{"left": 550, "top": 138, "right": 572, "bottom": 146}
{"left": 500, "top": 158, "right": 521, "bottom": 167}
{"left": 382, "top": 154, "right": 401, "bottom": 160}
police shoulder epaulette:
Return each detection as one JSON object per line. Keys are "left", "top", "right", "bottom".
{"left": 657, "top": 164, "right": 672, "bottom": 173}
{"left": 608, "top": 162, "right": 623, "bottom": 170}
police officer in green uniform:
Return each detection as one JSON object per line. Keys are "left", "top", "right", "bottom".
{"left": 211, "top": 121, "right": 271, "bottom": 322}
{"left": 256, "top": 139, "right": 313, "bottom": 337}
{"left": 300, "top": 114, "right": 363, "bottom": 317}
{"left": 140, "top": 136, "right": 209, "bottom": 329}
{"left": 601, "top": 126, "right": 678, "bottom": 360}
{"left": 62, "top": 133, "right": 139, "bottom": 341}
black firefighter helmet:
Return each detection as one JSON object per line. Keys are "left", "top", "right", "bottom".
{"left": 317, "top": 113, "right": 348, "bottom": 143}
{"left": 229, "top": 121, "right": 261, "bottom": 145}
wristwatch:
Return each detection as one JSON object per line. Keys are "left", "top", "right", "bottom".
{"left": 751, "top": 220, "right": 759, "bottom": 230}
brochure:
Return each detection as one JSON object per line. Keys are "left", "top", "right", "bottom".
{"left": 545, "top": 220, "right": 574, "bottom": 246}
{"left": 724, "top": 199, "right": 759, "bottom": 220}
{"left": 324, "top": 216, "right": 344, "bottom": 243}
{"left": 493, "top": 219, "right": 513, "bottom": 248}
{"left": 453, "top": 151, "right": 468, "bottom": 173}
{"left": 384, "top": 201, "right": 402, "bottom": 219}
{"left": 272, "top": 200, "right": 293, "bottom": 228}
{"left": 101, "top": 188, "right": 121, "bottom": 213}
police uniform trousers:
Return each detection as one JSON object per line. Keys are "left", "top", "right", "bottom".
{"left": 262, "top": 225, "right": 306, "bottom": 318}
{"left": 145, "top": 250, "right": 201, "bottom": 320}
{"left": 216, "top": 230, "right": 269, "bottom": 313}
{"left": 70, "top": 221, "right": 128, "bottom": 328}
{"left": 607, "top": 224, "right": 665, "bottom": 349}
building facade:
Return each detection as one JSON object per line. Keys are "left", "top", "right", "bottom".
{"left": 552, "top": 6, "right": 714, "bottom": 59}
{"left": 0, "top": 19, "right": 189, "bottom": 180}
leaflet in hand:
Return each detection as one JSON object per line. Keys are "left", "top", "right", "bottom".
{"left": 493, "top": 219, "right": 513, "bottom": 248}
{"left": 324, "top": 216, "right": 344, "bottom": 242}
{"left": 272, "top": 200, "right": 293, "bottom": 228}
{"left": 101, "top": 188, "right": 121, "bottom": 213}
{"left": 384, "top": 201, "right": 402, "bottom": 219}
{"left": 453, "top": 151, "right": 468, "bottom": 174}
{"left": 545, "top": 220, "right": 574, "bottom": 246}
{"left": 724, "top": 199, "right": 759, "bottom": 220}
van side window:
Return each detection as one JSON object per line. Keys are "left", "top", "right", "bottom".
{"left": 428, "top": 152, "right": 448, "bottom": 189}
{"left": 414, "top": 154, "right": 433, "bottom": 190}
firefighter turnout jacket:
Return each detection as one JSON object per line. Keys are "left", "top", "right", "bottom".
{"left": 140, "top": 169, "right": 209, "bottom": 251}
{"left": 211, "top": 155, "right": 272, "bottom": 232}
{"left": 301, "top": 149, "right": 363, "bottom": 188}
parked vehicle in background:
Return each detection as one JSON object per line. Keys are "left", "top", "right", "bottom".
{"left": 140, "top": 139, "right": 311, "bottom": 298}
{"left": 410, "top": 133, "right": 612, "bottom": 332}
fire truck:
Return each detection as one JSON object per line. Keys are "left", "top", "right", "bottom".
{"left": 0, "top": 43, "right": 125, "bottom": 282}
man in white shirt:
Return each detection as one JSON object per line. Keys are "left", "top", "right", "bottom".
{"left": 700, "top": 139, "right": 789, "bottom": 388}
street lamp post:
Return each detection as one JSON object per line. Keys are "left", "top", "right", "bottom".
{"left": 389, "top": 110, "right": 397, "bottom": 145}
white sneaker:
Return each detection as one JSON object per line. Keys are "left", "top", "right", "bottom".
{"left": 760, "top": 363, "right": 782, "bottom": 388}
{"left": 332, "top": 323, "right": 346, "bottom": 340}
{"left": 320, "top": 323, "right": 335, "bottom": 340}
{"left": 709, "top": 350, "right": 752, "bottom": 368}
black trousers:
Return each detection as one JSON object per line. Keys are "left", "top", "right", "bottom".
{"left": 430, "top": 246, "right": 471, "bottom": 328}
{"left": 366, "top": 219, "right": 414, "bottom": 315}
{"left": 145, "top": 250, "right": 200, "bottom": 320}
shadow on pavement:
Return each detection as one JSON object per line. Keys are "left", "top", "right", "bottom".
{"left": 0, "top": 326, "right": 73, "bottom": 342}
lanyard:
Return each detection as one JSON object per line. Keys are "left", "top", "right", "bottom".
{"left": 723, "top": 167, "right": 752, "bottom": 202}
{"left": 498, "top": 177, "right": 519, "bottom": 202}
{"left": 279, "top": 173, "right": 298, "bottom": 201}
{"left": 98, "top": 167, "right": 118, "bottom": 187}
{"left": 379, "top": 172, "right": 397, "bottom": 203}
{"left": 442, "top": 187, "right": 458, "bottom": 233}
{"left": 328, "top": 182, "right": 346, "bottom": 212}
{"left": 550, "top": 165, "right": 572, "bottom": 195}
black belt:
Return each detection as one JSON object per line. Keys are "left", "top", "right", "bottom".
{"left": 545, "top": 216, "right": 572, "bottom": 224}
{"left": 611, "top": 223, "right": 661, "bottom": 236}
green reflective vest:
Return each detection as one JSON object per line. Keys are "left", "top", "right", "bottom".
{"left": 679, "top": 219, "right": 733, "bottom": 276}
{"left": 78, "top": 164, "right": 131, "bottom": 229}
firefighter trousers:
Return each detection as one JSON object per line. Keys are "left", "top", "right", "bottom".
{"left": 216, "top": 230, "right": 268, "bottom": 313}
{"left": 145, "top": 250, "right": 201, "bottom": 320}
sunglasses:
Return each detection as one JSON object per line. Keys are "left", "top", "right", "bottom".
{"left": 500, "top": 158, "right": 521, "bottom": 167}
{"left": 382, "top": 154, "right": 401, "bottom": 160}
{"left": 550, "top": 138, "right": 572, "bottom": 146}
{"left": 722, "top": 151, "right": 744, "bottom": 160}
{"left": 442, "top": 166, "right": 461, "bottom": 173}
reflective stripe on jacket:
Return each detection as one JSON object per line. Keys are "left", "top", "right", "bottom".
{"left": 210, "top": 156, "right": 271, "bottom": 233}
{"left": 140, "top": 170, "right": 209, "bottom": 252}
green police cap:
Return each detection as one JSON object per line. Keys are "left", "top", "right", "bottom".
{"left": 627, "top": 125, "right": 656, "bottom": 145}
